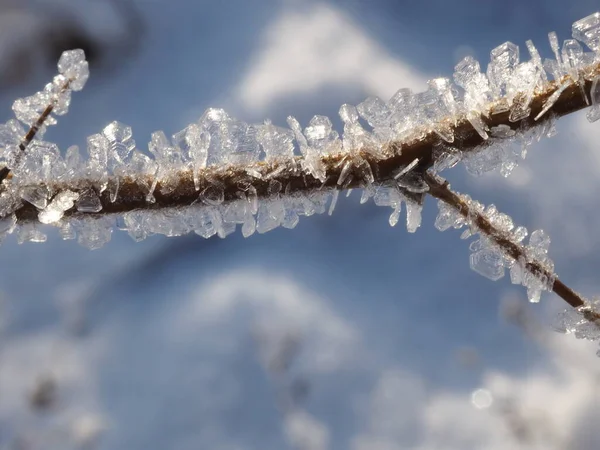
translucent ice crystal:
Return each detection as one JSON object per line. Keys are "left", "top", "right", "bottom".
{"left": 572, "top": 12, "right": 600, "bottom": 53}
{"left": 17, "top": 222, "right": 46, "bottom": 243}
{"left": 487, "top": 42, "right": 519, "bottom": 100}
{"left": 103, "top": 121, "right": 136, "bottom": 163}
{"left": 220, "top": 119, "right": 260, "bottom": 165}
{"left": 405, "top": 200, "right": 422, "bottom": 233}
{"left": 57, "top": 49, "right": 89, "bottom": 91}
{"left": 76, "top": 189, "right": 102, "bottom": 213}
{"left": 339, "top": 104, "right": 374, "bottom": 154}
{"left": 20, "top": 186, "right": 49, "bottom": 209}
{"left": 357, "top": 96, "right": 393, "bottom": 143}
{"left": 470, "top": 247, "right": 505, "bottom": 281}
{"left": 44, "top": 75, "right": 72, "bottom": 116}
{"left": 12, "top": 91, "right": 56, "bottom": 132}
{"left": 38, "top": 190, "right": 79, "bottom": 224}
{"left": 256, "top": 120, "right": 295, "bottom": 161}
{"left": 587, "top": 76, "right": 600, "bottom": 122}
{"left": 287, "top": 116, "right": 326, "bottom": 181}
{"left": 454, "top": 56, "right": 492, "bottom": 113}
{"left": 74, "top": 217, "right": 113, "bottom": 250}
{"left": 304, "top": 115, "right": 342, "bottom": 156}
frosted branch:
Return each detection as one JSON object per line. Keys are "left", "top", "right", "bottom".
{"left": 424, "top": 172, "right": 592, "bottom": 310}
{"left": 0, "top": 13, "right": 598, "bottom": 266}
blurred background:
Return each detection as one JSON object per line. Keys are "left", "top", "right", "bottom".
{"left": 0, "top": 0, "right": 600, "bottom": 448}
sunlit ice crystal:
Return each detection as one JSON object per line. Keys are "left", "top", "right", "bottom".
{"left": 57, "top": 49, "right": 89, "bottom": 91}
{"left": 388, "top": 88, "right": 417, "bottom": 139}
{"left": 256, "top": 119, "right": 295, "bottom": 161}
{"left": 548, "top": 32, "right": 563, "bottom": 72}
{"left": 256, "top": 198, "right": 285, "bottom": 234}
{"left": 0, "top": 214, "right": 17, "bottom": 240}
{"left": 557, "top": 299, "right": 600, "bottom": 344}
{"left": 527, "top": 229, "right": 551, "bottom": 259}
{"left": 148, "top": 130, "right": 186, "bottom": 196}
{"left": 572, "top": 12, "right": 600, "bottom": 53}
{"left": 44, "top": 74, "right": 72, "bottom": 116}
{"left": 463, "top": 143, "right": 510, "bottom": 176}
{"left": 17, "top": 222, "right": 46, "bottom": 244}
{"left": 427, "top": 78, "right": 458, "bottom": 138}
{"left": 357, "top": 96, "right": 394, "bottom": 143}
{"left": 454, "top": 56, "right": 492, "bottom": 112}
{"left": 487, "top": 42, "right": 519, "bottom": 100}
{"left": 561, "top": 39, "right": 585, "bottom": 80}
{"left": 287, "top": 116, "right": 326, "bottom": 181}
{"left": 415, "top": 84, "right": 456, "bottom": 143}
{"left": 185, "top": 206, "right": 221, "bottom": 239}
{"left": 63, "top": 145, "right": 82, "bottom": 180}
{"left": 123, "top": 210, "right": 152, "bottom": 242}
{"left": 0, "top": 119, "right": 24, "bottom": 156}
{"left": 220, "top": 119, "right": 261, "bottom": 165}
{"left": 76, "top": 188, "right": 102, "bottom": 213}
{"left": 434, "top": 200, "right": 466, "bottom": 231}
{"left": 73, "top": 217, "right": 113, "bottom": 250}
{"left": 507, "top": 61, "right": 539, "bottom": 122}
{"left": 303, "top": 115, "right": 342, "bottom": 156}
{"left": 11, "top": 140, "right": 63, "bottom": 182}
{"left": 38, "top": 190, "right": 79, "bottom": 224}
{"left": 12, "top": 91, "right": 56, "bottom": 133}
{"left": 339, "top": 104, "right": 374, "bottom": 154}
{"left": 526, "top": 40, "right": 548, "bottom": 85}
{"left": 128, "top": 150, "right": 159, "bottom": 199}
{"left": 20, "top": 186, "right": 50, "bottom": 209}
{"left": 197, "top": 108, "right": 228, "bottom": 166}
{"left": 470, "top": 247, "right": 505, "bottom": 281}
{"left": 587, "top": 76, "right": 600, "bottom": 122}
{"left": 173, "top": 123, "right": 209, "bottom": 166}
{"left": 87, "top": 133, "right": 110, "bottom": 179}
{"left": 143, "top": 208, "right": 191, "bottom": 237}
{"left": 103, "top": 121, "right": 136, "bottom": 163}
{"left": 172, "top": 123, "right": 210, "bottom": 190}
{"left": 405, "top": 200, "right": 422, "bottom": 233}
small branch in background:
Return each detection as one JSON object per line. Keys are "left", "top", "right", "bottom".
{"left": 424, "top": 172, "right": 595, "bottom": 316}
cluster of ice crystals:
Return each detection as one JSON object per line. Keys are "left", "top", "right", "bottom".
{"left": 557, "top": 308, "right": 600, "bottom": 342}
{"left": 572, "top": 13, "right": 600, "bottom": 53}
{"left": 555, "top": 297, "right": 600, "bottom": 355}
{"left": 57, "top": 49, "right": 89, "bottom": 91}
{"left": 10, "top": 50, "right": 88, "bottom": 139}
{"left": 435, "top": 195, "right": 554, "bottom": 303}
{"left": 38, "top": 190, "right": 79, "bottom": 224}
{"left": 588, "top": 76, "right": 600, "bottom": 122}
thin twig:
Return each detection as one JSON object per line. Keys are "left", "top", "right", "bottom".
{"left": 423, "top": 172, "right": 594, "bottom": 316}
{"left": 0, "top": 79, "right": 71, "bottom": 184}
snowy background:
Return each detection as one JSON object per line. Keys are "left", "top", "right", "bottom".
{"left": 1, "top": 0, "right": 600, "bottom": 448}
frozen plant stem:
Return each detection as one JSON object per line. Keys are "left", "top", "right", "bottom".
{"left": 5, "top": 61, "right": 600, "bottom": 224}
{"left": 424, "top": 172, "right": 597, "bottom": 317}
{"left": 0, "top": 100, "right": 58, "bottom": 183}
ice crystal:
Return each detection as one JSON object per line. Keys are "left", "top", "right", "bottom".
{"left": 572, "top": 12, "right": 600, "bottom": 53}
{"left": 555, "top": 297, "right": 600, "bottom": 356}
{"left": 435, "top": 196, "right": 554, "bottom": 303}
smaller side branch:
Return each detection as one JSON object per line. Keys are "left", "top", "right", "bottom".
{"left": 0, "top": 78, "right": 72, "bottom": 184}
{"left": 423, "top": 172, "right": 592, "bottom": 314}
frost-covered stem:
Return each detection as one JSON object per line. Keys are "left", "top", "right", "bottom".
{"left": 0, "top": 104, "right": 54, "bottom": 183}
{"left": 423, "top": 171, "right": 590, "bottom": 312}
{"left": 7, "top": 61, "right": 600, "bottom": 224}
{"left": 0, "top": 79, "right": 71, "bottom": 184}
